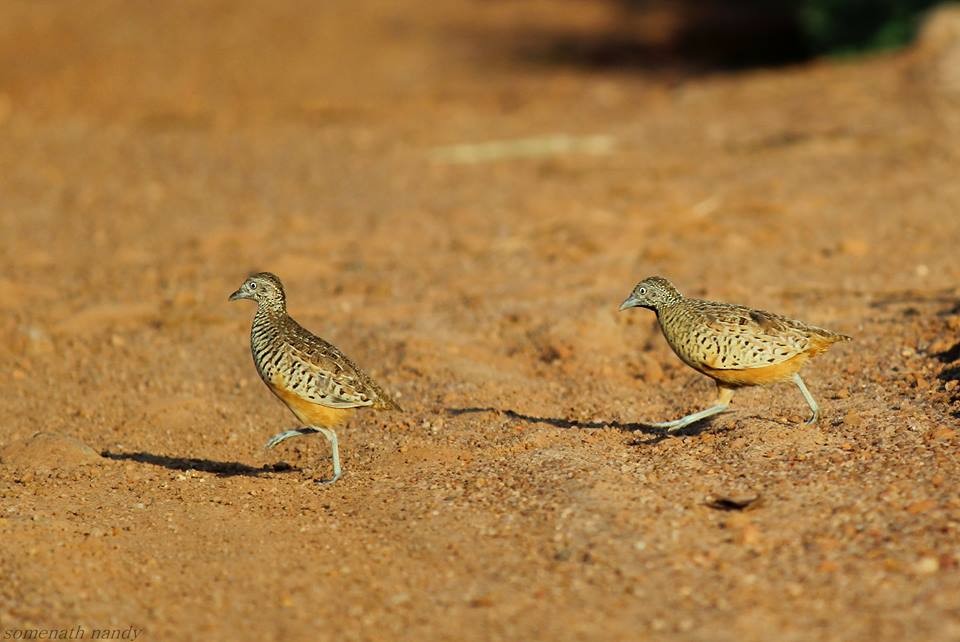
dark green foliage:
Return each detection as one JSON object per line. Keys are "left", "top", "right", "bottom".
{"left": 797, "top": 0, "right": 947, "bottom": 55}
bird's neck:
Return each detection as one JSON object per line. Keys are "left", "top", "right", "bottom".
{"left": 255, "top": 300, "right": 287, "bottom": 319}
{"left": 653, "top": 298, "right": 684, "bottom": 320}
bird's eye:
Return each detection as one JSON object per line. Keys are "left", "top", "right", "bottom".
{"left": 639, "top": 287, "right": 646, "bottom": 295}
{"left": 249, "top": 282, "right": 257, "bottom": 290}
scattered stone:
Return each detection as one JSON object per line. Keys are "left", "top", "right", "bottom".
{"left": 842, "top": 411, "right": 863, "bottom": 428}
{"left": 0, "top": 432, "right": 102, "bottom": 470}
{"left": 736, "top": 522, "right": 761, "bottom": 547}
{"left": 818, "top": 560, "right": 839, "bottom": 573}
{"left": 915, "top": 557, "right": 940, "bottom": 575}
{"left": 939, "top": 554, "right": 958, "bottom": 570}
{"left": 637, "top": 353, "right": 664, "bottom": 385}
{"left": 838, "top": 239, "right": 869, "bottom": 257}
{"left": 23, "top": 325, "right": 54, "bottom": 355}
{"left": 705, "top": 493, "right": 761, "bottom": 511}
{"left": 906, "top": 499, "right": 937, "bottom": 515}
{"left": 929, "top": 339, "right": 953, "bottom": 354}
{"left": 468, "top": 594, "right": 494, "bottom": 608}
{"left": 722, "top": 513, "right": 761, "bottom": 547}
{"left": 930, "top": 426, "right": 956, "bottom": 441}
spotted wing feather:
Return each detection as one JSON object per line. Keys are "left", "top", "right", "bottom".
{"left": 685, "top": 302, "right": 840, "bottom": 370}
{"left": 282, "top": 319, "right": 400, "bottom": 410}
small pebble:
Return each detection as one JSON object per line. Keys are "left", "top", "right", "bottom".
{"left": 915, "top": 557, "right": 940, "bottom": 574}
{"left": 842, "top": 411, "right": 863, "bottom": 428}
{"left": 930, "top": 426, "right": 956, "bottom": 441}
{"left": 906, "top": 499, "right": 937, "bottom": 514}
{"left": 839, "top": 238, "right": 869, "bottom": 257}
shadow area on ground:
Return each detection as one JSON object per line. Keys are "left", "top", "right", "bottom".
{"left": 934, "top": 341, "right": 960, "bottom": 367}
{"left": 101, "top": 451, "right": 297, "bottom": 477}
{"left": 933, "top": 339, "right": 960, "bottom": 419}
{"left": 447, "top": 406, "right": 660, "bottom": 433}
{"left": 465, "top": 1, "right": 811, "bottom": 77}
{"left": 446, "top": 407, "right": 729, "bottom": 444}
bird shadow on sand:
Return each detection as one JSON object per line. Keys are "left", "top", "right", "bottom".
{"left": 446, "top": 407, "right": 728, "bottom": 445}
{"left": 934, "top": 340, "right": 960, "bottom": 418}
{"left": 100, "top": 451, "right": 297, "bottom": 478}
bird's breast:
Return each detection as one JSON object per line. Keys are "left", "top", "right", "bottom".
{"left": 657, "top": 308, "right": 715, "bottom": 370}
{"left": 250, "top": 313, "right": 285, "bottom": 380}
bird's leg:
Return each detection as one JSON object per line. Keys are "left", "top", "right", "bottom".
{"left": 264, "top": 426, "right": 342, "bottom": 484}
{"left": 792, "top": 373, "right": 820, "bottom": 425}
{"left": 264, "top": 427, "right": 319, "bottom": 450}
{"left": 314, "top": 427, "right": 342, "bottom": 485}
{"left": 652, "top": 384, "right": 736, "bottom": 433}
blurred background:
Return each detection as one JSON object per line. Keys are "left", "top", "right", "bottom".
{"left": 2, "top": 1, "right": 960, "bottom": 641}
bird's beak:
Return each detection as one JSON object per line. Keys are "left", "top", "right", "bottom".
{"left": 619, "top": 296, "right": 640, "bottom": 311}
{"left": 228, "top": 288, "right": 245, "bottom": 302}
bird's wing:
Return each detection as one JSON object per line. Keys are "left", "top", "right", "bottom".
{"left": 273, "top": 331, "right": 374, "bottom": 408}
{"left": 282, "top": 322, "right": 399, "bottom": 408}
{"left": 696, "top": 303, "right": 814, "bottom": 370}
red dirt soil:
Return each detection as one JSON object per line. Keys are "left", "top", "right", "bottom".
{"left": 2, "top": 1, "right": 959, "bottom": 640}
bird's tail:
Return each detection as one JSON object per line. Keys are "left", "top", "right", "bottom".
{"left": 807, "top": 330, "right": 852, "bottom": 356}
{"left": 375, "top": 394, "right": 403, "bottom": 411}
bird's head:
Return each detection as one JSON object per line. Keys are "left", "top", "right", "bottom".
{"left": 619, "top": 276, "right": 682, "bottom": 312}
{"left": 229, "top": 272, "right": 286, "bottom": 310}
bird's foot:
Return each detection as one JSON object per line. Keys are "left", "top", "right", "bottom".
{"left": 314, "top": 471, "right": 342, "bottom": 486}
{"left": 804, "top": 410, "right": 820, "bottom": 425}
{"left": 661, "top": 419, "right": 702, "bottom": 434}
{"left": 650, "top": 418, "right": 689, "bottom": 430}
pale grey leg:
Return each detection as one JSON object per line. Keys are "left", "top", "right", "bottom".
{"left": 264, "top": 426, "right": 342, "bottom": 484}
{"left": 652, "top": 405, "right": 731, "bottom": 432}
{"left": 264, "top": 427, "right": 318, "bottom": 450}
{"left": 651, "top": 385, "right": 736, "bottom": 433}
{"left": 314, "top": 428, "right": 341, "bottom": 484}
{"left": 792, "top": 373, "right": 820, "bottom": 425}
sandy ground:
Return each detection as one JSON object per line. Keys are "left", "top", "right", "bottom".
{"left": 1, "top": 1, "right": 959, "bottom": 640}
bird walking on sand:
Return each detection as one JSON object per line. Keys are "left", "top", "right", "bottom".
{"left": 619, "top": 276, "right": 850, "bottom": 432}
{"left": 229, "top": 272, "right": 400, "bottom": 484}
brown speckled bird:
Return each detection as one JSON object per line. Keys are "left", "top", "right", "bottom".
{"left": 619, "top": 276, "right": 850, "bottom": 432}
{"left": 229, "top": 272, "right": 400, "bottom": 483}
